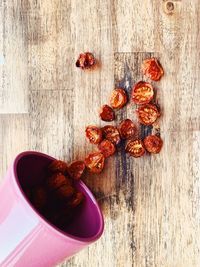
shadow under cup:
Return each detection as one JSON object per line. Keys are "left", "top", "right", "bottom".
{"left": 0, "top": 151, "right": 104, "bottom": 267}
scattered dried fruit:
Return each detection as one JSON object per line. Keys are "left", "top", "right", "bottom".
{"left": 99, "top": 105, "right": 115, "bottom": 121}
{"left": 137, "top": 104, "right": 160, "bottom": 125}
{"left": 46, "top": 173, "right": 71, "bottom": 191}
{"left": 102, "top": 125, "right": 121, "bottom": 145}
{"left": 48, "top": 160, "right": 68, "bottom": 174}
{"left": 85, "top": 126, "right": 102, "bottom": 144}
{"left": 85, "top": 152, "right": 105, "bottom": 173}
{"left": 125, "top": 139, "right": 145, "bottom": 157}
{"left": 110, "top": 88, "right": 127, "bottom": 109}
{"left": 118, "top": 119, "right": 136, "bottom": 139}
{"left": 143, "top": 135, "right": 163, "bottom": 154}
{"left": 68, "top": 161, "right": 85, "bottom": 180}
{"left": 141, "top": 58, "right": 164, "bottom": 81}
{"left": 76, "top": 52, "right": 96, "bottom": 69}
{"left": 132, "top": 81, "right": 154, "bottom": 105}
{"left": 98, "top": 139, "right": 116, "bottom": 158}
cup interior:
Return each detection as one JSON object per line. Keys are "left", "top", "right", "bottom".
{"left": 15, "top": 152, "right": 104, "bottom": 241}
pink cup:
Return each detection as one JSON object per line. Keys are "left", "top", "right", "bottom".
{"left": 0, "top": 151, "right": 104, "bottom": 267}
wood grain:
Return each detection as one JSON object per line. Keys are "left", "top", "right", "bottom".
{"left": 0, "top": 0, "right": 200, "bottom": 266}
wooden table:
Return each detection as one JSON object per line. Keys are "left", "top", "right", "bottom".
{"left": 0, "top": 1, "right": 200, "bottom": 266}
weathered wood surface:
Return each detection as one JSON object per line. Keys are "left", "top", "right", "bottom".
{"left": 0, "top": 0, "right": 200, "bottom": 266}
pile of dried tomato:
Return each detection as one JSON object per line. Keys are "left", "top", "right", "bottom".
{"left": 77, "top": 54, "right": 164, "bottom": 172}
{"left": 27, "top": 159, "right": 85, "bottom": 229}
{"left": 26, "top": 55, "right": 164, "bottom": 229}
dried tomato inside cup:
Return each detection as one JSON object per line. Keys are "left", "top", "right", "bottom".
{"left": 68, "top": 161, "right": 85, "bottom": 180}
{"left": 28, "top": 159, "right": 85, "bottom": 230}
{"left": 48, "top": 160, "right": 68, "bottom": 174}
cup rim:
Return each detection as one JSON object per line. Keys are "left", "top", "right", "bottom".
{"left": 12, "top": 151, "right": 104, "bottom": 244}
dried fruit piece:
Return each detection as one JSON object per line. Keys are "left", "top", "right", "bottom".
{"left": 110, "top": 88, "right": 127, "bottom": 109}
{"left": 98, "top": 139, "right": 116, "bottom": 158}
{"left": 99, "top": 105, "right": 115, "bottom": 121}
{"left": 85, "top": 126, "right": 102, "bottom": 144}
{"left": 102, "top": 125, "right": 121, "bottom": 145}
{"left": 56, "top": 184, "right": 75, "bottom": 199}
{"left": 141, "top": 58, "right": 164, "bottom": 81}
{"left": 85, "top": 152, "right": 105, "bottom": 174}
{"left": 144, "top": 135, "right": 163, "bottom": 154}
{"left": 132, "top": 81, "right": 154, "bottom": 105}
{"left": 69, "top": 192, "right": 84, "bottom": 208}
{"left": 137, "top": 104, "right": 160, "bottom": 125}
{"left": 118, "top": 119, "right": 136, "bottom": 139}
{"left": 31, "top": 186, "right": 47, "bottom": 210}
{"left": 125, "top": 139, "right": 145, "bottom": 157}
{"left": 48, "top": 160, "right": 68, "bottom": 174}
{"left": 68, "top": 161, "right": 85, "bottom": 180}
{"left": 46, "top": 173, "right": 71, "bottom": 191}
{"left": 76, "top": 52, "right": 96, "bottom": 69}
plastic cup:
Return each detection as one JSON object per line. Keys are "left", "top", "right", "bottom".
{"left": 0, "top": 151, "right": 104, "bottom": 267}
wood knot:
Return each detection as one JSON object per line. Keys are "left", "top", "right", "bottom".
{"left": 163, "top": 1, "right": 175, "bottom": 15}
{"left": 166, "top": 2, "right": 174, "bottom": 11}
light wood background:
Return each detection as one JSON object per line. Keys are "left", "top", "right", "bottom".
{"left": 0, "top": 0, "right": 200, "bottom": 267}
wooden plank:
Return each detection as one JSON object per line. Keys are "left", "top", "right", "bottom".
{"left": 0, "top": 0, "right": 200, "bottom": 267}
{"left": 154, "top": 0, "right": 200, "bottom": 132}
{"left": 27, "top": 1, "right": 76, "bottom": 91}
{"left": 0, "top": 2, "right": 28, "bottom": 113}
{"left": 29, "top": 90, "right": 74, "bottom": 163}
{"left": 0, "top": 114, "right": 29, "bottom": 180}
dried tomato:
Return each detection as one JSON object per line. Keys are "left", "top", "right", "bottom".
{"left": 85, "top": 126, "right": 102, "bottom": 144}
{"left": 110, "top": 88, "right": 127, "bottom": 109}
{"left": 76, "top": 52, "right": 96, "bottom": 69}
{"left": 143, "top": 135, "right": 163, "bottom": 154}
{"left": 99, "top": 105, "right": 115, "bottom": 121}
{"left": 132, "top": 81, "right": 154, "bottom": 105}
{"left": 69, "top": 192, "right": 84, "bottom": 208}
{"left": 85, "top": 152, "right": 105, "bottom": 174}
{"left": 125, "top": 139, "right": 145, "bottom": 157}
{"left": 118, "top": 119, "right": 136, "bottom": 139}
{"left": 141, "top": 58, "right": 164, "bottom": 81}
{"left": 46, "top": 173, "right": 71, "bottom": 191}
{"left": 137, "top": 104, "right": 160, "bottom": 125}
{"left": 48, "top": 160, "right": 68, "bottom": 174}
{"left": 31, "top": 186, "right": 47, "bottom": 210}
{"left": 98, "top": 139, "right": 116, "bottom": 158}
{"left": 102, "top": 125, "right": 121, "bottom": 145}
{"left": 56, "top": 184, "right": 75, "bottom": 199}
{"left": 68, "top": 161, "right": 85, "bottom": 180}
